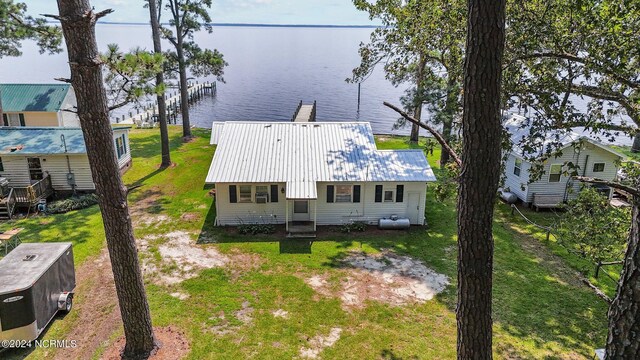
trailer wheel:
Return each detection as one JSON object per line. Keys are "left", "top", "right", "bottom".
{"left": 62, "top": 296, "right": 73, "bottom": 314}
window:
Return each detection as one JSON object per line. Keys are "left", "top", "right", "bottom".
{"left": 115, "top": 134, "right": 127, "bottom": 159}
{"left": 593, "top": 163, "right": 605, "bottom": 173}
{"left": 335, "top": 185, "right": 352, "bottom": 203}
{"left": 255, "top": 185, "right": 269, "bottom": 203}
{"left": 27, "top": 157, "right": 43, "bottom": 181}
{"left": 0, "top": 157, "right": 3, "bottom": 172}
{"left": 239, "top": 185, "right": 252, "bottom": 203}
{"left": 549, "top": 164, "right": 562, "bottom": 183}
{"left": 384, "top": 190, "right": 394, "bottom": 202}
{"left": 514, "top": 158, "right": 522, "bottom": 177}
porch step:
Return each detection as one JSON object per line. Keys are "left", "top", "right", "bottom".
{"left": 286, "top": 232, "right": 317, "bottom": 239}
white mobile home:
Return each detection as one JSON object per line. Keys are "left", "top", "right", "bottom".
{"left": 205, "top": 122, "right": 436, "bottom": 234}
{"left": 503, "top": 114, "right": 624, "bottom": 208}
{"left": 0, "top": 126, "right": 132, "bottom": 192}
{"left": 0, "top": 84, "right": 80, "bottom": 127}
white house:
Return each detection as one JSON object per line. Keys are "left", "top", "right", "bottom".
{"left": 0, "top": 126, "right": 132, "bottom": 193}
{"left": 502, "top": 114, "right": 624, "bottom": 208}
{"left": 0, "top": 84, "right": 80, "bottom": 127}
{"left": 205, "top": 122, "right": 436, "bottom": 233}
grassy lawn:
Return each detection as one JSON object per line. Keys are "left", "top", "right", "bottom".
{"left": 1, "top": 127, "right": 609, "bottom": 359}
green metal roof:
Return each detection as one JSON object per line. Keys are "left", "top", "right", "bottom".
{"left": 0, "top": 83, "right": 71, "bottom": 112}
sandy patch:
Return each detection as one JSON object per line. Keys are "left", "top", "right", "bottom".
{"left": 170, "top": 292, "right": 190, "bottom": 300}
{"left": 272, "top": 309, "right": 289, "bottom": 318}
{"left": 101, "top": 326, "right": 190, "bottom": 360}
{"left": 139, "top": 231, "right": 229, "bottom": 285}
{"left": 305, "top": 250, "right": 449, "bottom": 308}
{"left": 299, "top": 327, "right": 343, "bottom": 359}
{"left": 206, "top": 301, "right": 254, "bottom": 336}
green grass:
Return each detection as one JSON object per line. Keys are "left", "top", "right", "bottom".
{"left": 1, "top": 127, "right": 610, "bottom": 359}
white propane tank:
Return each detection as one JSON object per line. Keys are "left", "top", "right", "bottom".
{"left": 378, "top": 216, "right": 411, "bottom": 230}
{"left": 500, "top": 191, "right": 518, "bottom": 204}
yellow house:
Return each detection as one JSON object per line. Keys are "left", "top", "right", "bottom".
{"left": 0, "top": 84, "right": 80, "bottom": 127}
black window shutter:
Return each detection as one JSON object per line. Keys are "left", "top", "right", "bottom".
{"left": 375, "top": 185, "right": 383, "bottom": 203}
{"left": 396, "top": 185, "right": 404, "bottom": 202}
{"left": 353, "top": 185, "right": 361, "bottom": 203}
{"left": 229, "top": 185, "right": 237, "bottom": 203}
{"left": 270, "top": 184, "right": 279, "bottom": 203}
{"left": 2, "top": 114, "right": 7, "bottom": 126}
{"left": 326, "top": 185, "right": 334, "bottom": 203}
{"left": 18, "top": 114, "right": 25, "bottom": 126}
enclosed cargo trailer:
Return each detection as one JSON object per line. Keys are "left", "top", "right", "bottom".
{"left": 0, "top": 243, "right": 75, "bottom": 342}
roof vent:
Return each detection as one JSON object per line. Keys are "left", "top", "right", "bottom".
{"left": 23, "top": 254, "right": 38, "bottom": 261}
{"left": 265, "top": 124, "right": 272, "bottom": 128}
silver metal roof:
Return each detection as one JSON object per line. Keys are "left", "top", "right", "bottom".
{"left": 504, "top": 114, "right": 625, "bottom": 159}
{"left": 210, "top": 122, "right": 226, "bottom": 145}
{"left": 206, "top": 122, "right": 436, "bottom": 198}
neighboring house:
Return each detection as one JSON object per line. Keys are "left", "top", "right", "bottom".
{"left": 205, "top": 121, "right": 437, "bottom": 234}
{"left": 503, "top": 114, "right": 624, "bottom": 208}
{"left": 0, "top": 126, "right": 132, "bottom": 193}
{"left": 0, "top": 84, "right": 80, "bottom": 127}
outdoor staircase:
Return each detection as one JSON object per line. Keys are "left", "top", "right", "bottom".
{"left": 0, "top": 189, "right": 16, "bottom": 220}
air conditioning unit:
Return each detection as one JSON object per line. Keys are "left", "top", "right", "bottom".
{"left": 256, "top": 194, "right": 268, "bottom": 204}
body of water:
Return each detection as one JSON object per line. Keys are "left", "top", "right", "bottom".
{"left": 0, "top": 24, "right": 632, "bottom": 145}
{"left": 0, "top": 24, "right": 413, "bottom": 135}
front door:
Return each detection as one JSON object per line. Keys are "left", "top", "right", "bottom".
{"left": 407, "top": 192, "right": 421, "bottom": 225}
{"left": 292, "top": 200, "right": 310, "bottom": 221}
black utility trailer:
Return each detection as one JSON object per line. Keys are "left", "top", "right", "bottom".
{"left": 0, "top": 243, "right": 75, "bottom": 342}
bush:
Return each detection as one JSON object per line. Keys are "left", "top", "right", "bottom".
{"left": 46, "top": 194, "right": 99, "bottom": 214}
{"left": 237, "top": 223, "right": 276, "bottom": 235}
{"left": 340, "top": 221, "right": 368, "bottom": 233}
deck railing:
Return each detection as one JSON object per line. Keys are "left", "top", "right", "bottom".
{"left": 291, "top": 100, "right": 303, "bottom": 122}
{"left": 1, "top": 188, "right": 17, "bottom": 219}
{"left": 14, "top": 174, "right": 53, "bottom": 205}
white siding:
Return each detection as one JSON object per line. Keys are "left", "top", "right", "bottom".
{"left": 113, "top": 129, "right": 132, "bottom": 170}
{"left": 524, "top": 143, "right": 620, "bottom": 202}
{"left": 503, "top": 154, "right": 530, "bottom": 201}
{"left": 0, "top": 156, "right": 31, "bottom": 187}
{"left": 214, "top": 182, "right": 286, "bottom": 225}
{"left": 214, "top": 181, "right": 427, "bottom": 226}
{"left": 0, "top": 154, "right": 94, "bottom": 190}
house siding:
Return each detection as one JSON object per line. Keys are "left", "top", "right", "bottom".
{"left": 214, "top": 181, "right": 427, "bottom": 226}
{"left": 0, "top": 155, "right": 94, "bottom": 190}
{"left": 512, "top": 143, "right": 620, "bottom": 203}
{"left": 113, "top": 129, "right": 132, "bottom": 169}
{"left": 503, "top": 154, "right": 530, "bottom": 201}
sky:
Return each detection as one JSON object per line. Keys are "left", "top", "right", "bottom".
{"left": 24, "top": 0, "right": 377, "bottom": 26}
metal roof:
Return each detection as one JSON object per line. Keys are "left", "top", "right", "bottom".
{"left": 504, "top": 113, "right": 625, "bottom": 159}
{"left": 210, "top": 122, "right": 225, "bottom": 145}
{"left": 0, "top": 242, "right": 72, "bottom": 294}
{"left": 0, "top": 127, "right": 130, "bottom": 155}
{"left": 206, "top": 122, "right": 436, "bottom": 198}
{"left": 0, "top": 84, "right": 71, "bottom": 112}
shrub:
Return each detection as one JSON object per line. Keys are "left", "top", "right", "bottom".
{"left": 46, "top": 194, "right": 99, "bottom": 214}
{"left": 237, "top": 223, "right": 276, "bottom": 235}
{"left": 340, "top": 221, "right": 368, "bottom": 233}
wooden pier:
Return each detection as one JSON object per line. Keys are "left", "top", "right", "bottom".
{"left": 116, "top": 81, "right": 216, "bottom": 127}
{"left": 291, "top": 100, "right": 317, "bottom": 122}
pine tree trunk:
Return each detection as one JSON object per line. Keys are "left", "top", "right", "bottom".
{"left": 55, "top": 1, "right": 157, "bottom": 358}
{"left": 440, "top": 77, "right": 457, "bottom": 166}
{"left": 148, "top": 0, "right": 171, "bottom": 167}
{"left": 631, "top": 134, "right": 640, "bottom": 153}
{"left": 410, "top": 56, "right": 427, "bottom": 144}
{"left": 176, "top": 37, "right": 192, "bottom": 139}
{"left": 457, "top": 1, "right": 506, "bottom": 359}
{"left": 605, "top": 197, "right": 640, "bottom": 358}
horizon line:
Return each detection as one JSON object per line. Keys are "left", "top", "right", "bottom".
{"left": 46, "top": 20, "right": 381, "bottom": 28}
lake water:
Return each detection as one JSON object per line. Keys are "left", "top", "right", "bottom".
{"left": 0, "top": 24, "right": 413, "bottom": 135}
{"left": 0, "top": 24, "right": 632, "bottom": 145}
